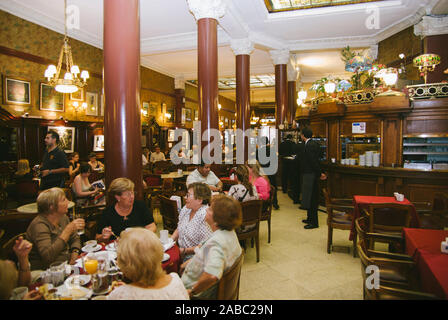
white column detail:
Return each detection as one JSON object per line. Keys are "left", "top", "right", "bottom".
{"left": 269, "top": 49, "right": 290, "bottom": 65}
{"left": 175, "top": 75, "right": 186, "bottom": 90}
{"left": 230, "top": 38, "right": 254, "bottom": 56}
{"left": 414, "top": 16, "right": 448, "bottom": 38}
{"left": 186, "top": 0, "right": 226, "bottom": 21}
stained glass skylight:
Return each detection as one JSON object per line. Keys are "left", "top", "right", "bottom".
{"left": 265, "top": 0, "right": 384, "bottom": 13}
{"left": 188, "top": 74, "right": 276, "bottom": 90}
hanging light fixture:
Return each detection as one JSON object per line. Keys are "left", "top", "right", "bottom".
{"left": 44, "top": 0, "right": 89, "bottom": 93}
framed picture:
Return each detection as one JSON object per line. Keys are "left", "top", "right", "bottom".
{"left": 3, "top": 75, "right": 32, "bottom": 106}
{"left": 168, "top": 129, "right": 175, "bottom": 142}
{"left": 86, "top": 92, "right": 98, "bottom": 116}
{"left": 181, "top": 108, "right": 186, "bottom": 124}
{"left": 166, "top": 107, "right": 175, "bottom": 123}
{"left": 48, "top": 126, "right": 75, "bottom": 153}
{"left": 185, "top": 108, "right": 192, "bottom": 122}
{"left": 40, "top": 83, "right": 64, "bottom": 111}
{"left": 69, "top": 88, "right": 84, "bottom": 101}
{"left": 93, "top": 135, "right": 104, "bottom": 151}
{"left": 194, "top": 109, "right": 199, "bottom": 121}
{"left": 149, "top": 102, "right": 157, "bottom": 116}
{"left": 225, "top": 117, "right": 229, "bottom": 126}
{"left": 99, "top": 94, "right": 104, "bottom": 117}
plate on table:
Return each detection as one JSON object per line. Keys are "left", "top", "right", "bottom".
{"left": 163, "top": 238, "right": 175, "bottom": 252}
{"left": 64, "top": 274, "right": 91, "bottom": 287}
{"left": 82, "top": 244, "right": 102, "bottom": 253}
{"left": 57, "top": 285, "right": 93, "bottom": 300}
{"left": 105, "top": 242, "right": 117, "bottom": 251}
{"left": 162, "top": 253, "right": 170, "bottom": 262}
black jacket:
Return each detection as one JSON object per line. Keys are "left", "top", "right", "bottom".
{"left": 300, "top": 140, "right": 322, "bottom": 176}
{"left": 279, "top": 139, "right": 296, "bottom": 158}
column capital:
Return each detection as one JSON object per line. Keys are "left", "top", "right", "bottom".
{"left": 230, "top": 38, "right": 254, "bottom": 56}
{"left": 269, "top": 49, "right": 290, "bottom": 65}
{"left": 287, "top": 68, "right": 298, "bottom": 82}
{"left": 414, "top": 15, "right": 448, "bottom": 38}
{"left": 187, "top": 0, "right": 226, "bottom": 21}
{"left": 175, "top": 75, "right": 186, "bottom": 90}
{"left": 368, "top": 44, "right": 378, "bottom": 61}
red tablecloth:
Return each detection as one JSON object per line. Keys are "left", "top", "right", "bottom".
{"left": 403, "top": 228, "right": 448, "bottom": 299}
{"left": 349, "top": 195, "right": 420, "bottom": 241}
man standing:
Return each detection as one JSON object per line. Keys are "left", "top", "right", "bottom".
{"left": 40, "top": 131, "right": 69, "bottom": 190}
{"left": 279, "top": 134, "right": 296, "bottom": 194}
{"left": 300, "top": 127, "right": 326, "bottom": 229}
{"left": 150, "top": 146, "right": 166, "bottom": 163}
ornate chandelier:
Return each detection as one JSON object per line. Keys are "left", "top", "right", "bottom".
{"left": 44, "top": 0, "right": 89, "bottom": 93}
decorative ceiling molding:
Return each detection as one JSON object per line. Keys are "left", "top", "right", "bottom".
{"left": 186, "top": 0, "right": 226, "bottom": 21}
{"left": 414, "top": 15, "right": 448, "bottom": 37}
{"left": 140, "top": 57, "right": 177, "bottom": 78}
{"left": 230, "top": 38, "right": 254, "bottom": 56}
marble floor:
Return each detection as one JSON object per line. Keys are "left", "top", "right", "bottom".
{"left": 154, "top": 191, "right": 364, "bottom": 300}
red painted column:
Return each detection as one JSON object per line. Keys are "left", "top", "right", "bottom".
{"left": 275, "top": 64, "right": 288, "bottom": 128}
{"left": 103, "top": 0, "right": 142, "bottom": 199}
{"left": 424, "top": 34, "right": 448, "bottom": 84}
{"left": 236, "top": 54, "right": 250, "bottom": 161}
{"left": 288, "top": 81, "right": 297, "bottom": 125}
{"left": 198, "top": 18, "right": 219, "bottom": 157}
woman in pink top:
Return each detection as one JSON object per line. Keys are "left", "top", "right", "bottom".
{"left": 246, "top": 162, "right": 270, "bottom": 200}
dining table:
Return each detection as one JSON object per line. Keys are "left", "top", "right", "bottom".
{"left": 160, "top": 171, "right": 191, "bottom": 179}
{"left": 403, "top": 228, "right": 448, "bottom": 299}
{"left": 349, "top": 195, "right": 420, "bottom": 241}
{"left": 17, "top": 201, "right": 75, "bottom": 213}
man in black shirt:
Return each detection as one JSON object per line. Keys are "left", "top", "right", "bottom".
{"left": 279, "top": 134, "right": 296, "bottom": 194}
{"left": 256, "top": 136, "right": 279, "bottom": 210}
{"left": 40, "top": 131, "right": 69, "bottom": 190}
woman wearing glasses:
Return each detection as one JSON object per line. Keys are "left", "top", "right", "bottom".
{"left": 96, "top": 178, "right": 156, "bottom": 241}
{"left": 171, "top": 183, "right": 212, "bottom": 262}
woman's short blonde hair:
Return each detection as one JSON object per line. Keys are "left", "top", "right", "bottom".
{"left": 188, "top": 182, "right": 212, "bottom": 205}
{"left": 37, "top": 187, "right": 66, "bottom": 215}
{"left": 16, "top": 159, "right": 30, "bottom": 176}
{"left": 210, "top": 195, "right": 242, "bottom": 231}
{"left": 116, "top": 228, "right": 165, "bottom": 286}
{"left": 0, "top": 260, "right": 19, "bottom": 300}
{"left": 108, "top": 178, "right": 134, "bottom": 204}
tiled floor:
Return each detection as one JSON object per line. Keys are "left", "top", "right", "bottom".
{"left": 154, "top": 192, "right": 364, "bottom": 300}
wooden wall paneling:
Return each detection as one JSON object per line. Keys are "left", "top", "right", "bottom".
{"left": 340, "top": 118, "right": 380, "bottom": 136}
{"left": 342, "top": 175, "right": 379, "bottom": 197}
{"left": 309, "top": 120, "right": 326, "bottom": 137}
{"left": 404, "top": 183, "right": 448, "bottom": 208}
{"left": 327, "top": 119, "right": 340, "bottom": 161}
{"left": 381, "top": 117, "right": 403, "bottom": 167}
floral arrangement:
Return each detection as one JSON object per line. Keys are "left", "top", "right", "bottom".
{"left": 341, "top": 46, "right": 377, "bottom": 91}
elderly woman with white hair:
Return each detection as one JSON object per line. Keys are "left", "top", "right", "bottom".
{"left": 107, "top": 228, "right": 189, "bottom": 300}
{"left": 26, "top": 187, "right": 85, "bottom": 270}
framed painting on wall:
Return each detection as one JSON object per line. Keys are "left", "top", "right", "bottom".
{"left": 3, "top": 75, "right": 32, "bottom": 107}
{"left": 185, "top": 108, "right": 192, "bottom": 122}
{"left": 166, "top": 107, "right": 175, "bottom": 123}
{"left": 69, "top": 88, "right": 84, "bottom": 102}
{"left": 48, "top": 126, "right": 75, "bottom": 153}
{"left": 194, "top": 109, "right": 199, "bottom": 121}
{"left": 40, "top": 83, "right": 64, "bottom": 111}
{"left": 93, "top": 135, "right": 104, "bottom": 151}
{"left": 86, "top": 92, "right": 98, "bottom": 116}
{"left": 181, "top": 108, "right": 186, "bottom": 124}
{"left": 149, "top": 102, "right": 157, "bottom": 116}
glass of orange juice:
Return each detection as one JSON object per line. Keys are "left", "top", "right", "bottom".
{"left": 83, "top": 256, "right": 98, "bottom": 275}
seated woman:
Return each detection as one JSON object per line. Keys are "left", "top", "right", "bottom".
{"left": 246, "top": 161, "right": 270, "bottom": 201}
{"left": 68, "top": 152, "right": 80, "bottom": 178}
{"left": 96, "top": 178, "right": 156, "bottom": 241}
{"left": 181, "top": 195, "right": 242, "bottom": 299}
{"left": 88, "top": 152, "right": 104, "bottom": 171}
{"left": 171, "top": 183, "right": 213, "bottom": 261}
{"left": 14, "top": 159, "right": 34, "bottom": 183}
{"left": 107, "top": 228, "right": 189, "bottom": 300}
{"left": 0, "top": 237, "right": 42, "bottom": 300}
{"left": 26, "top": 188, "right": 85, "bottom": 270}
{"left": 228, "top": 165, "right": 258, "bottom": 202}
{"left": 72, "top": 163, "right": 100, "bottom": 206}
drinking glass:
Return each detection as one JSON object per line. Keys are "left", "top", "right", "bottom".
{"left": 83, "top": 256, "right": 98, "bottom": 275}
{"left": 73, "top": 211, "right": 85, "bottom": 236}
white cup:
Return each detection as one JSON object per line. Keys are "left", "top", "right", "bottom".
{"left": 331, "top": 158, "right": 336, "bottom": 163}
{"left": 160, "top": 230, "right": 169, "bottom": 244}
{"left": 178, "top": 169, "right": 183, "bottom": 176}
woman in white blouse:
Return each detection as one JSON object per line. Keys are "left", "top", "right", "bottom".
{"left": 171, "top": 183, "right": 212, "bottom": 261}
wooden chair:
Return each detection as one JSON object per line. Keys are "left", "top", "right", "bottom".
{"left": 369, "top": 285, "right": 439, "bottom": 300}
{"left": 0, "top": 212, "right": 37, "bottom": 249}
{"left": 363, "top": 203, "right": 413, "bottom": 250}
{"left": 323, "top": 188, "right": 355, "bottom": 256}
{"left": 153, "top": 160, "right": 172, "bottom": 174}
{"left": 15, "top": 180, "right": 39, "bottom": 206}
{"left": 418, "top": 192, "right": 448, "bottom": 230}
{"left": 0, "top": 232, "right": 27, "bottom": 262}
{"left": 357, "top": 238, "right": 420, "bottom": 299}
{"left": 85, "top": 208, "right": 105, "bottom": 240}
{"left": 236, "top": 200, "right": 263, "bottom": 263}
{"left": 159, "top": 195, "right": 179, "bottom": 234}
{"left": 216, "top": 253, "right": 244, "bottom": 300}
{"left": 143, "top": 174, "right": 164, "bottom": 210}
{"left": 260, "top": 184, "right": 274, "bottom": 243}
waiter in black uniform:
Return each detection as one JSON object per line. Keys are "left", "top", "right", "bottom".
{"left": 40, "top": 131, "right": 69, "bottom": 190}
{"left": 300, "top": 127, "right": 326, "bottom": 229}
{"left": 279, "top": 134, "right": 296, "bottom": 194}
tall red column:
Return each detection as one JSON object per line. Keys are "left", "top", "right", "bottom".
{"left": 231, "top": 39, "right": 253, "bottom": 162}
{"left": 270, "top": 50, "right": 289, "bottom": 128}
{"left": 174, "top": 77, "right": 185, "bottom": 128}
{"left": 188, "top": 0, "right": 225, "bottom": 161}
{"left": 103, "top": 0, "right": 142, "bottom": 199}
{"left": 288, "top": 81, "right": 297, "bottom": 126}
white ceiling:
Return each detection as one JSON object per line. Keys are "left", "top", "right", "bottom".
{"left": 0, "top": 0, "right": 444, "bottom": 103}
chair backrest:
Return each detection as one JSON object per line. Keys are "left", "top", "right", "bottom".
{"left": 153, "top": 160, "right": 172, "bottom": 174}
{"left": 0, "top": 212, "right": 37, "bottom": 247}
{"left": 355, "top": 216, "right": 368, "bottom": 243}
{"left": 372, "top": 286, "right": 439, "bottom": 300}
{"left": 366, "top": 203, "right": 413, "bottom": 234}
{"left": 240, "top": 200, "right": 263, "bottom": 227}
{"left": 217, "top": 253, "right": 244, "bottom": 300}
{"left": 356, "top": 238, "right": 376, "bottom": 300}
{"left": 261, "top": 184, "right": 274, "bottom": 219}
{"left": 144, "top": 174, "right": 162, "bottom": 187}
{"left": 159, "top": 195, "right": 179, "bottom": 233}
{"left": 432, "top": 192, "right": 448, "bottom": 211}
{"left": 16, "top": 180, "right": 39, "bottom": 199}
{"left": 85, "top": 208, "right": 105, "bottom": 240}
